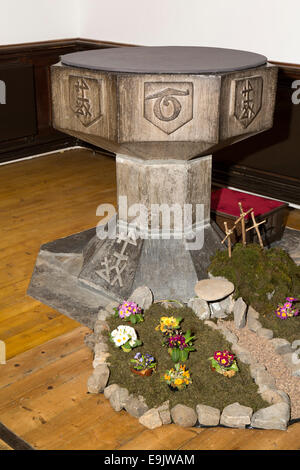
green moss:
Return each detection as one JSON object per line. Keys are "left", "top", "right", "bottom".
{"left": 209, "top": 243, "right": 300, "bottom": 342}
{"left": 106, "top": 303, "right": 268, "bottom": 411}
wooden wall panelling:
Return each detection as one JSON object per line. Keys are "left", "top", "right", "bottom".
{"left": 212, "top": 63, "right": 300, "bottom": 205}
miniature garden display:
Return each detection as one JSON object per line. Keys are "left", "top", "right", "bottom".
{"left": 105, "top": 303, "right": 269, "bottom": 411}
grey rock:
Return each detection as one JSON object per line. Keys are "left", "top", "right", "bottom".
{"left": 282, "top": 352, "right": 300, "bottom": 377}
{"left": 97, "top": 309, "right": 110, "bottom": 321}
{"left": 94, "top": 341, "right": 109, "bottom": 355}
{"left": 267, "top": 290, "right": 275, "bottom": 300}
{"left": 219, "top": 294, "right": 235, "bottom": 314}
{"left": 188, "top": 297, "right": 210, "bottom": 320}
{"left": 139, "top": 408, "right": 162, "bottom": 429}
{"left": 220, "top": 402, "right": 253, "bottom": 428}
{"left": 104, "top": 384, "right": 120, "bottom": 399}
{"left": 250, "top": 363, "right": 267, "bottom": 381}
{"left": 109, "top": 387, "right": 130, "bottom": 412}
{"left": 87, "top": 364, "right": 110, "bottom": 394}
{"left": 269, "top": 338, "right": 292, "bottom": 355}
{"left": 251, "top": 403, "right": 290, "bottom": 430}
{"left": 209, "top": 301, "right": 228, "bottom": 319}
{"left": 157, "top": 401, "right": 172, "bottom": 425}
{"left": 124, "top": 395, "right": 149, "bottom": 418}
{"left": 219, "top": 326, "right": 238, "bottom": 345}
{"left": 259, "top": 387, "right": 290, "bottom": 406}
{"left": 128, "top": 286, "right": 153, "bottom": 311}
{"left": 204, "top": 320, "right": 220, "bottom": 331}
{"left": 159, "top": 300, "right": 184, "bottom": 309}
{"left": 257, "top": 328, "right": 274, "bottom": 340}
{"left": 194, "top": 279, "right": 235, "bottom": 302}
{"left": 231, "top": 344, "right": 254, "bottom": 365}
{"left": 170, "top": 404, "right": 198, "bottom": 427}
{"left": 256, "top": 369, "right": 276, "bottom": 392}
{"left": 247, "top": 306, "right": 260, "bottom": 320}
{"left": 84, "top": 332, "right": 97, "bottom": 351}
{"left": 291, "top": 339, "right": 300, "bottom": 350}
{"left": 105, "top": 300, "right": 120, "bottom": 315}
{"left": 196, "top": 404, "right": 220, "bottom": 426}
{"left": 247, "top": 316, "right": 262, "bottom": 333}
{"left": 93, "top": 320, "right": 109, "bottom": 335}
{"left": 233, "top": 297, "right": 247, "bottom": 329}
{"left": 93, "top": 352, "right": 110, "bottom": 367}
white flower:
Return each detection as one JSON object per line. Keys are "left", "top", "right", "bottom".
{"left": 111, "top": 325, "right": 137, "bottom": 348}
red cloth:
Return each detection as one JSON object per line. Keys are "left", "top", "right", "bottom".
{"left": 211, "top": 188, "right": 285, "bottom": 220}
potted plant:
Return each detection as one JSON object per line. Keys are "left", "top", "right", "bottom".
{"left": 114, "top": 300, "right": 144, "bottom": 324}
{"left": 155, "top": 316, "right": 182, "bottom": 337}
{"left": 110, "top": 325, "right": 142, "bottom": 352}
{"left": 162, "top": 363, "right": 192, "bottom": 391}
{"left": 276, "top": 297, "right": 299, "bottom": 319}
{"left": 208, "top": 350, "right": 239, "bottom": 378}
{"left": 166, "top": 331, "right": 195, "bottom": 363}
{"left": 130, "top": 352, "right": 157, "bottom": 377}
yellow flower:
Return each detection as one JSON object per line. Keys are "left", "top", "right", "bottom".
{"left": 164, "top": 374, "right": 171, "bottom": 381}
{"left": 184, "top": 379, "right": 190, "bottom": 384}
{"left": 183, "top": 371, "right": 190, "bottom": 378}
{"left": 174, "top": 378, "right": 183, "bottom": 386}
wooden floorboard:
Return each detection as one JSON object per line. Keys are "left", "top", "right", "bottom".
{"left": 0, "top": 148, "right": 299, "bottom": 450}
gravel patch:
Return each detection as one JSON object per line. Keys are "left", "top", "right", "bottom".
{"left": 225, "top": 320, "right": 300, "bottom": 420}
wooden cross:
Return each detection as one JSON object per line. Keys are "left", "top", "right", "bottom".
{"left": 246, "top": 211, "right": 266, "bottom": 248}
{"left": 221, "top": 221, "right": 235, "bottom": 258}
{"left": 233, "top": 202, "right": 253, "bottom": 247}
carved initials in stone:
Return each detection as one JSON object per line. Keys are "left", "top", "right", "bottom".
{"left": 234, "top": 76, "right": 263, "bottom": 128}
{"left": 96, "top": 231, "right": 137, "bottom": 288}
{"left": 144, "top": 82, "right": 193, "bottom": 134}
{"left": 69, "top": 76, "right": 101, "bottom": 127}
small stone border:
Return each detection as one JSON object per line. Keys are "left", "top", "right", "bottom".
{"left": 84, "top": 286, "right": 294, "bottom": 431}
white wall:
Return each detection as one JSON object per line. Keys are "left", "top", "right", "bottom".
{"left": 0, "top": 0, "right": 298, "bottom": 63}
{"left": 0, "top": 0, "right": 79, "bottom": 45}
{"left": 79, "top": 0, "right": 300, "bottom": 63}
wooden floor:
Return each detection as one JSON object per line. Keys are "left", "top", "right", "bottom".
{"left": 0, "top": 148, "right": 299, "bottom": 450}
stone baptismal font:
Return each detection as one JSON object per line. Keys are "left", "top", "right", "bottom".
{"left": 28, "top": 46, "right": 278, "bottom": 328}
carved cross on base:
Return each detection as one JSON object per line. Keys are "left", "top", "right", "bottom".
{"left": 221, "top": 221, "right": 235, "bottom": 258}
{"left": 246, "top": 211, "right": 266, "bottom": 249}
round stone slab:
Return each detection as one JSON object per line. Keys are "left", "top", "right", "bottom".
{"left": 61, "top": 46, "right": 267, "bottom": 74}
{"left": 194, "top": 279, "right": 234, "bottom": 302}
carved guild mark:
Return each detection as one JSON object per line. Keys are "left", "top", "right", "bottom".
{"left": 144, "top": 82, "right": 193, "bottom": 134}
{"left": 69, "top": 76, "right": 101, "bottom": 127}
{"left": 95, "top": 230, "right": 137, "bottom": 288}
{"left": 234, "top": 76, "right": 263, "bottom": 128}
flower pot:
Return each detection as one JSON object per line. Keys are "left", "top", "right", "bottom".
{"left": 130, "top": 367, "right": 153, "bottom": 377}
{"left": 210, "top": 365, "right": 236, "bottom": 378}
